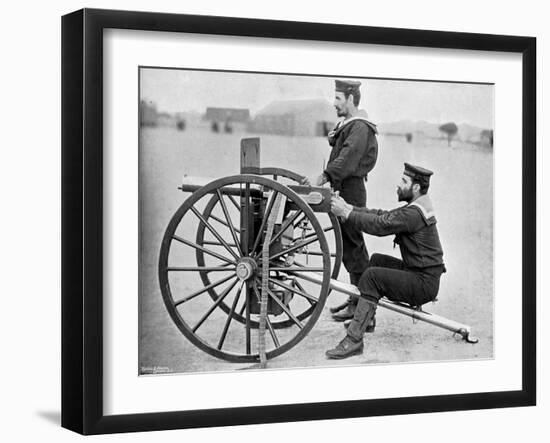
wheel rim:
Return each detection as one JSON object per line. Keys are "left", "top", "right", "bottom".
{"left": 159, "top": 175, "right": 332, "bottom": 362}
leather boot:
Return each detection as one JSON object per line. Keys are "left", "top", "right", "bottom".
{"left": 325, "top": 335, "right": 364, "bottom": 359}
{"left": 344, "top": 317, "right": 376, "bottom": 333}
{"left": 326, "top": 297, "right": 378, "bottom": 360}
{"left": 329, "top": 300, "right": 349, "bottom": 314}
{"left": 346, "top": 297, "right": 378, "bottom": 342}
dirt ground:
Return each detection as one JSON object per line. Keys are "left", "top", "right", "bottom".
{"left": 138, "top": 126, "right": 493, "bottom": 374}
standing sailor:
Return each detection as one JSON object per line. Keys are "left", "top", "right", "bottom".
{"left": 303, "top": 79, "right": 378, "bottom": 322}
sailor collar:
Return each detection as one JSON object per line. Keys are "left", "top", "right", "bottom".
{"left": 334, "top": 116, "right": 378, "bottom": 134}
{"left": 408, "top": 194, "right": 436, "bottom": 223}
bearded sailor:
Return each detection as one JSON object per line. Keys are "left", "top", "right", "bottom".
{"left": 325, "top": 163, "right": 446, "bottom": 359}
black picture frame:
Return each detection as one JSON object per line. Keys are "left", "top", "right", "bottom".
{"left": 61, "top": 8, "right": 536, "bottom": 435}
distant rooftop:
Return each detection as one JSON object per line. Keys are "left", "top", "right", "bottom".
{"left": 204, "top": 107, "right": 250, "bottom": 122}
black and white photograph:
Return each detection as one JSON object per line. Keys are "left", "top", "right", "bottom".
{"left": 138, "top": 68, "right": 494, "bottom": 374}
{"left": 2, "top": 0, "right": 546, "bottom": 441}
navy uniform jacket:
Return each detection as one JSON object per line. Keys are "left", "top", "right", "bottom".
{"left": 324, "top": 118, "right": 378, "bottom": 195}
{"left": 346, "top": 194, "right": 445, "bottom": 270}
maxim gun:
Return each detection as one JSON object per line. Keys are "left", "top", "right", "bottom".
{"left": 158, "top": 138, "right": 478, "bottom": 364}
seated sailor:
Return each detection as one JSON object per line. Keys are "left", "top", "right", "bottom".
{"left": 326, "top": 162, "right": 446, "bottom": 359}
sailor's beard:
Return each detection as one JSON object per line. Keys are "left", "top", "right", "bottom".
{"left": 397, "top": 187, "right": 413, "bottom": 203}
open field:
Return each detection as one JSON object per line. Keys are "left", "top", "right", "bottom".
{"left": 138, "top": 126, "right": 493, "bottom": 374}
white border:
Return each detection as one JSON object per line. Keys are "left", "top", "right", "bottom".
{"left": 103, "top": 29, "right": 522, "bottom": 415}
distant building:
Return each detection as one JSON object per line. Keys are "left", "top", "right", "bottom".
{"left": 248, "top": 99, "right": 336, "bottom": 137}
{"left": 140, "top": 100, "right": 158, "bottom": 127}
{"left": 204, "top": 108, "right": 250, "bottom": 123}
{"left": 203, "top": 107, "right": 250, "bottom": 133}
{"left": 316, "top": 121, "right": 334, "bottom": 137}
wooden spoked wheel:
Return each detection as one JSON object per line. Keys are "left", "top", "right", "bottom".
{"left": 158, "top": 175, "right": 332, "bottom": 362}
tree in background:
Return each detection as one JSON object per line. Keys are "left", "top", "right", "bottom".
{"left": 439, "top": 122, "right": 458, "bottom": 146}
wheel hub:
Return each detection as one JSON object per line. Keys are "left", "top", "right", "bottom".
{"left": 236, "top": 257, "right": 257, "bottom": 281}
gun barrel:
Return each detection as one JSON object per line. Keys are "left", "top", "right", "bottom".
{"left": 179, "top": 176, "right": 263, "bottom": 197}
{"left": 179, "top": 175, "right": 331, "bottom": 212}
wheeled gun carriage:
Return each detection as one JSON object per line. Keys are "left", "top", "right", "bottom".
{"left": 159, "top": 138, "right": 478, "bottom": 364}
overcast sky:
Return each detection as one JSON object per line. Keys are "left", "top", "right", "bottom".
{"left": 140, "top": 68, "right": 494, "bottom": 128}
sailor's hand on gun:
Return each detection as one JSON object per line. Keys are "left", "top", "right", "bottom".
{"left": 330, "top": 191, "right": 353, "bottom": 220}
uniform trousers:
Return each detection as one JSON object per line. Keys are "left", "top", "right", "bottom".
{"left": 358, "top": 253, "right": 444, "bottom": 307}
{"left": 339, "top": 177, "right": 369, "bottom": 279}
{"left": 347, "top": 253, "right": 444, "bottom": 341}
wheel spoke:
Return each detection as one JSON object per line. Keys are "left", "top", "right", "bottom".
{"left": 174, "top": 274, "right": 236, "bottom": 306}
{"left": 237, "top": 300, "right": 246, "bottom": 317}
{"left": 217, "top": 282, "right": 244, "bottom": 350}
{"left": 265, "top": 316, "right": 280, "bottom": 348}
{"left": 268, "top": 277, "right": 318, "bottom": 303}
{"left": 167, "top": 266, "right": 236, "bottom": 272}
{"left": 251, "top": 190, "right": 280, "bottom": 254}
{"left": 293, "top": 225, "right": 334, "bottom": 242}
{"left": 207, "top": 262, "right": 233, "bottom": 273}
{"left": 206, "top": 213, "right": 242, "bottom": 234}
{"left": 226, "top": 193, "right": 241, "bottom": 211}
{"left": 269, "top": 235, "right": 324, "bottom": 261}
{"left": 190, "top": 206, "right": 240, "bottom": 260}
{"left": 265, "top": 286, "right": 304, "bottom": 330}
{"left": 293, "top": 279, "right": 314, "bottom": 306}
{"left": 172, "top": 235, "right": 237, "bottom": 265}
{"left": 192, "top": 278, "right": 239, "bottom": 332}
{"left": 216, "top": 190, "right": 244, "bottom": 257}
{"left": 202, "top": 240, "right": 238, "bottom": 248}
{"left": 269, "top": 210, "right": 304, "bottom": 247}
